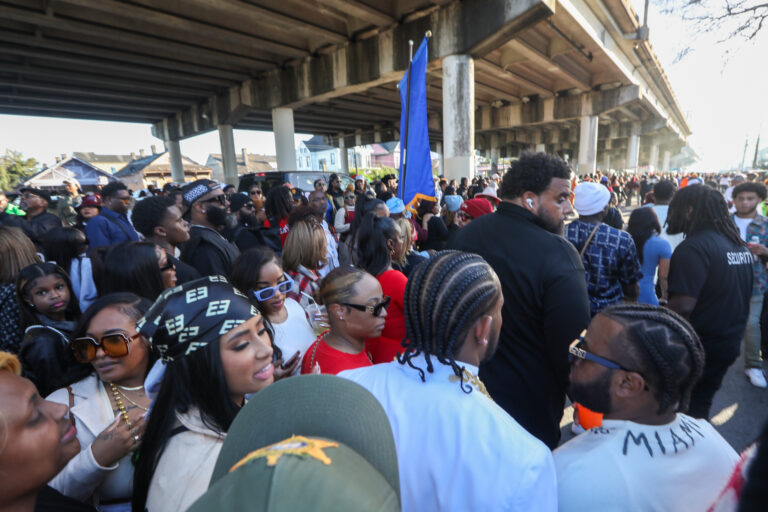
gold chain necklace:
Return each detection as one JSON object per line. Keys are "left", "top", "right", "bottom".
{"left": 449, "top": 367, "right": 492, "bottom": 401}
{"left": 109, "top": 382, "right": 133, "bottom": 429}
{"left": 114, "top": 386, "right": 148, "bottom": 412}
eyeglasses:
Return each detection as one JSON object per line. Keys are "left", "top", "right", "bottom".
{"left": 457, "top": 211, "right": 473, "bottom": 221}
{"left": 344, "top": 195, "right": 355, "bottom": 200}
{"left": 250, "top": 274, "right": 295, "bottom": 302}
{"left": 71, "top": 332, "right": 141, "bottom": 363}
{"left": 159, "top": 259, "right": 175, "bottom": 272}
{"left": 569, "top": 330, "right": 649, "bottom": 389}
{"left": 250, "top": 189, "right": 262, "bottom": 196}
{"left": 201, "top": 195, "right": 227, "bottom": 206}
{"left": 342, "top": 296, "right": 390, "bottom": 317}
{"left": 118, "top": 196, "right": 133, "bottom": 204}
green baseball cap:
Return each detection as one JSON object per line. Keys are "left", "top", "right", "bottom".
{"left": 192, "top": 374, "right": 400, "bottom": 511}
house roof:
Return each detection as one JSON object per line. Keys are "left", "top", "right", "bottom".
{"left": 22, "top": 157, "right": 118, "bottom": 188}
{"left": 302, "top": 135, "right": 336, "bottom": 152}
{"left": 207, "top": 153, "right": 275, "bottom": 173}
{"left": 115, "top": 152, "right": 208, "bottom": 177}
{"left": 72, "top": 152, "right": 133, "bottom": 164}
{"left": 370, "top": 142, "right": 398, "bottom": 155}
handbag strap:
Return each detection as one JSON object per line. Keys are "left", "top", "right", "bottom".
{"left": 309, "top": 337, "right": 321, "bottom": 371}
{"left": 579, "top": 223, "right": 601, "bottom": 257}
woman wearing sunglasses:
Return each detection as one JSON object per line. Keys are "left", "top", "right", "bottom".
{"left": 301, "top": 266, "right": 388, "bottom": 375}
{"left": 355, "top": 213, "right": 408, "bottom": 364}
{"left": 231, "top": 247, "right": 315, "bottom": 376}
{"left": 46, "top": 292, "right": 154, "bottom": 511}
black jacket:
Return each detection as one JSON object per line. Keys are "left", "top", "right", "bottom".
{"left": 24, "top": 211, "right": 62, "bottom": 246}
{"left": 448, "top": 202, "right": 591, "bottom": 448}
{"left": 20, "top": 324, "right": 74, "bottom": 397}
{"left": 180, "top": 226, "right": 240, "bottom": 279}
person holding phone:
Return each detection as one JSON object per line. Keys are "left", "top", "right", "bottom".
{"left": 230, "top": 247, "right": 316, "bottom": 376}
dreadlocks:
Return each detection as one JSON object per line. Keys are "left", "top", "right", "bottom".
{"left": 600, "top": 303, "right": 705, "bottom": 415}
{"left": 666, "top": 185, "right": 744, "bottom": 246}
{"left": 399, "top": 251, "right": 501, "bottom": 393}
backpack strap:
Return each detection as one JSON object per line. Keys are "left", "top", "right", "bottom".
{"left": 579, "top": 223, "right": 601, "bottom": 258}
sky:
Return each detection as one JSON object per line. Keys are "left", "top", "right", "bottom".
{"left": 0, "top": 1, "right": 765, "bottom": 171}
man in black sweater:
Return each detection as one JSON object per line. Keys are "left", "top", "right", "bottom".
{"left": 448, "top": 152, "right": 591, "bottom": 448}
{"left": 19, "top": 188, "right": 61, "bottom": 247}
{"left": 179, "top": 179, "right": 240, "bottom": 279}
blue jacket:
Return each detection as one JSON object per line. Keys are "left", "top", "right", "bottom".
{"left": 85, "top": 208, "right": 139, "bottom": 249}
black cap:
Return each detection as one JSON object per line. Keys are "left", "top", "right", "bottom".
{"left": 20, "top": 187, "right": 52, "bottom": 203}
{"left": 228, "top": 192, "right": 251, "bottom": 212}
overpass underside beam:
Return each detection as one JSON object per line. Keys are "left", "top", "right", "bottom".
{"left": 151, "top": 0, "right": 555, "bottom": 142}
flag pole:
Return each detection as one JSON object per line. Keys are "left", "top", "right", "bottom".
{"left": 400, "top": 39, "right": 414, "bottom": 200}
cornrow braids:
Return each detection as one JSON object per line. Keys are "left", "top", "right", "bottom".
{"left": 399, "top": 251, "right": 502, "bottom": 394}
{"left": 667, "top": 185, "right": 744, "bottom": 246}
{"left": 600, "top": 303, "right": 705, "bottom": 414}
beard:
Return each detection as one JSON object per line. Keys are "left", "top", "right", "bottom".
{"left": 568, "top": 370, "right": 614, "bottom": 414}
{"left": 205, "top": 205, "right": 230, "bottom": 229}
{"left": 536, "top": 204, "right": 564, "bottom": 235}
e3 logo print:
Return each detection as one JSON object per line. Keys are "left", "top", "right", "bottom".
{"left": 206, "top": 300, "right": 231, "bottom": 316}
{"left": 186, "top": 287, "right": 208, "bottom": 303}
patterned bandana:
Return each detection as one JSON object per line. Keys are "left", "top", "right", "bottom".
{"left": 180, "top": 179, "right": 221, "bottom": 209}
{"left": 137, "top": 276, "right": 259, "bottom": 362}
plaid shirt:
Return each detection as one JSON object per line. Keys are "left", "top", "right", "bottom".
{"left": 734, "top": 213, "right": 768, "bottom": 296}
{"left": 286, "top": 265, "right": 321, "bottom": 311}
{"left": 566, "top": 220, "right": 642, "bottom": 315}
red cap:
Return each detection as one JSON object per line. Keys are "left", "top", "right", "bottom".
{"left": 460, "top": 198, "right": 493, "bottom": 219}
{"left": 78, "top": 193, "right": 102, "bottom": 209}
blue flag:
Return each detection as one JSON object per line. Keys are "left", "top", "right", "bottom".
{"left": 398, "top": 37, "right": 434, "bottom": 208}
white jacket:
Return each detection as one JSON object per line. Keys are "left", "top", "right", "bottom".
{"left": 47, "top": 373, "right": 135, "bottom": 508}
{"left": 145, "top": 408, "right": 225, "bottom": 512}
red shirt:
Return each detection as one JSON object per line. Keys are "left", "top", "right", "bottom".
{"left": 265, "top": 217, "right": 290, "bottom": 246}
{"left": 301, "top": 335, "right": 373, "bottom": 375}
{"left": 367, "top": 269, "right": 408, "bottom": 364}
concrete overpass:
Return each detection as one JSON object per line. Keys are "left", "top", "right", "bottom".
{"left": 0, "top": 0, "right": 690, "bottom": 182}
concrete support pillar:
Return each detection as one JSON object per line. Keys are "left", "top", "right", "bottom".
{"left": 603, "top": 152, "right": 611, "bottom": 172}
{"left": 166, "top": 140, "right": 184, "bottom": 183}
{"left": 217, "top": 124, "right": 238, "bottom": 186}
{"left": 626, "top": 122, "right": 641, "bottom": 172}
{"left": 338, "top": 134, "right": 349, "bottom": 174}
{"left": 442, "top": 55, "right": 475, "bottom": 181}
{"left": 648, "top": 142, "right": 660, "bottom": 172}
{"left": 577, "top": 115, "right": 598, "bottom": 176}
{"left": 272, "top": 107, "right": 297, "bottom": 171}
{"left": 436, "top": 141, "right": 444, "bottom": 176}
{"left": 489, "top": 134, "right": 500, "bottom": 165}
{"left": 662, "top": 150, "right": 671, "bottom": 172}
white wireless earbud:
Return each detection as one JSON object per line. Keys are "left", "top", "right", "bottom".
{"left": 526, "top": 198, "right": 534, "bottom": 208}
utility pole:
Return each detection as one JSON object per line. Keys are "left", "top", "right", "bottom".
{"left": 754, "top": 134, "right": 762, "bottom": 169}
{"left": 740, "top": 136, "right": 749, "bottom": 170}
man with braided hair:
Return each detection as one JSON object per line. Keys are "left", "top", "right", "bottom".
{"left": 666, "top": 184, "right": 753, "bottom": 418}
{"left": 340, "top": 251, "right": 556, "bottom": 512}
{"left": 555, "top": 304, "right": 739, "bottom": 512}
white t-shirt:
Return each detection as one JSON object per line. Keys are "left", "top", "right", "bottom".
{"left": 271, "top": 298, "right": 316, "bottom": 374}
{"left": 733, "top": 215, "right": 753, "bottom": 241}
{"left": 341, "top": 356, "right": 557, "bottom": 512}
{"left": 651, "top": 204, "right": 685, "bottom": 253}
{"left": 554, "top": 414, "right": 738, "bottom": 512}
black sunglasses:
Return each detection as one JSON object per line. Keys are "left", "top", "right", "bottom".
{"left": 569, "top": 330, "right": 649, "bottom": 389}
{"left": 342, "top": 296, "right": 390, "bottom": 317}
{"left": 159, "top": 259, "right": 175, "bottom": 272}
{"left": 344, "top": 195, "right": 355, "bottom": 200}
{"left": 250, "top": 189, "right": 262, "bottom": 195}
{"left": 201, "top": 195, "right": 227, "bottom": 206}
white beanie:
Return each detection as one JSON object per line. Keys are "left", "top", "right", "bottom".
{"left": 573, "top": 182, "right": 611, "bottom": 216}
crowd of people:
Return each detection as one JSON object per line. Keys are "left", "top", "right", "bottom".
{"left": 0, "top": 154, "right": 766, "bottom": 512}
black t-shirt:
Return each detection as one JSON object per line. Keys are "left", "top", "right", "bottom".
{"left": 668, "top": 229, "right": 753, "bottom": 354}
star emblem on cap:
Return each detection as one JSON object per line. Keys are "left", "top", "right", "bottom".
{"left": 229, "top": 435, "right": 339, "bottom": 472}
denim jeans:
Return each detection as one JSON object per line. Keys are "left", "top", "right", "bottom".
{"left": 744, "top": 294, "right": 764, "bottom": 369}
